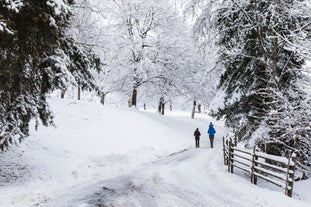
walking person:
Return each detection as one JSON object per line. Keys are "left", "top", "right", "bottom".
{"left": 207, "top": 122, "right": 216, "bottom": 148}
{"left": 194, "top": 128, "right": 201, "bottom": 148}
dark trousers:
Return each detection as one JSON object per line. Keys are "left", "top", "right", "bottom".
{"left": 195, "top": 138, "right": 200, "bottom": 148}
{"left": 209, "top": 135, "right": 214, "bottom": 148}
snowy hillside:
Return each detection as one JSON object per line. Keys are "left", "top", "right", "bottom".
{"left": 0, "top": 98, "right": 310, "bottom": 207}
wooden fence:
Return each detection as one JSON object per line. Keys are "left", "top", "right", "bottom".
{"left": 223, "top": 136, "right": 296, "bottom": 197}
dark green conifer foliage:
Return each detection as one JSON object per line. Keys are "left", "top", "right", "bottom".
{"left": 215, "top": 1, "right": 307, "bottom": 126}
{"left": 212, "top": 1, "right": 311, "bottom": 166}
{"left": 0, "top": 0, "right": 99, "bottom": 150}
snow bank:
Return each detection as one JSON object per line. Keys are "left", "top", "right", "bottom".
{"left": 0, "top": 98, "right": 217, "bottom": 207}
{"left": 0, "top": 97, "right": 310, "bottom": 207}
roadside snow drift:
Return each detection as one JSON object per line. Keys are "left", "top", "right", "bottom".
{"left": 0, "top": 98, "right": 310, "bottom": 207}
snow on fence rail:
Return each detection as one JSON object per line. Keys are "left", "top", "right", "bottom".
{"left": 223, "top": 136, "right": 296, "bottom": 197}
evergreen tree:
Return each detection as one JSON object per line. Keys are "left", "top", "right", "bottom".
{"left": 0, "top": 0, "right": 99, "bottom": 150}
{"left": 213, "top": 0, "right": 306, "bottom": 125}
{"left": 189, "top": 0, "right": 311, "bottom": 168}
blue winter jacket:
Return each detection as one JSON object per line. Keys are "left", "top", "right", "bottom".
{"left": 208, "top": 126, "right": 216, "bottom": 136}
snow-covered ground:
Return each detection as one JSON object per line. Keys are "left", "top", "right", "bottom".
{"left": 0, "top": 98, "right": 310, "bottom": 207}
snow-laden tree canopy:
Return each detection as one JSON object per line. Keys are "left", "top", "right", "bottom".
{"left": 185, "top": 0, "right": 311, "bottom": 170}
{"left": 70, "top": 0, "right": 213, "bottom": 111}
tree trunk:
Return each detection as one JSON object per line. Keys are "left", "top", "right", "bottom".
{"left": 158, "top": 97, "right": 163, "bottom": 113}
{"left": 161, "top": 101, "right": 165, "bottom": 115}
{"left": 61, "top": 89, "right": 66, "bottom": 99}
{"left": 100, "top": 93, "right": 105, "bottom": 105}
{"left": 131, "top": 87, "right": 137, "bottom": 107}
{"left": 198, "top": 104, "right": 201, "bottom": 113}
{"left": 191, "top": 100, "right": 196, "bottom": 119}
{"left": 78, "top": 85, "right": 81, "bottom": 101}
{"left": 158, "top": 97, "right": 164, "bottom": 115}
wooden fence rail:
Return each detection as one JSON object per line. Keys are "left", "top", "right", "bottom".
{"left": 223, "top": 136, "right": 296, "bottom": 197}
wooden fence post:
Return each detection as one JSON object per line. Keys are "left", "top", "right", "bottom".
{"left": 228, "top": 138, "right": 234, "bottom": 173}
{"left": 254, "top": 150, "right": 258, "bottom": 185}
{"left": 286, "top": 153, "right": 296, "bottom": 197}
{"left": 250, "top": 146, "right": 258, "bottom": 185}
{"left": 228, "top": 139, "right": 232, "bottom": 172}
{"left": 223, "top": 137, "right": 227, "bottom": 165}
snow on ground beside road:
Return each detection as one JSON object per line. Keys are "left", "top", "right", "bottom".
{"left": 0, "top": 97, "right": 310, "bottom": 207}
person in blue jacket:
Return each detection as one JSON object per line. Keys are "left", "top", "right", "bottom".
{"left": 207, "top": 122, "right": 216, "bottom": 148}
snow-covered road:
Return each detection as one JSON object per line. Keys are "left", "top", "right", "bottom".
{"left": 1, "top": 98, "right": 310, "bottom": 207}
{"left": 43, "top": 144, "right": 311, "bottom": 207}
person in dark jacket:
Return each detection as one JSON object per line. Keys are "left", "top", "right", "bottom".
{"left": 207, "top": 122, "right": 216, "bottom": 148}
{"left": 194, "top": 128, "right": 201, "bottom": 148}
